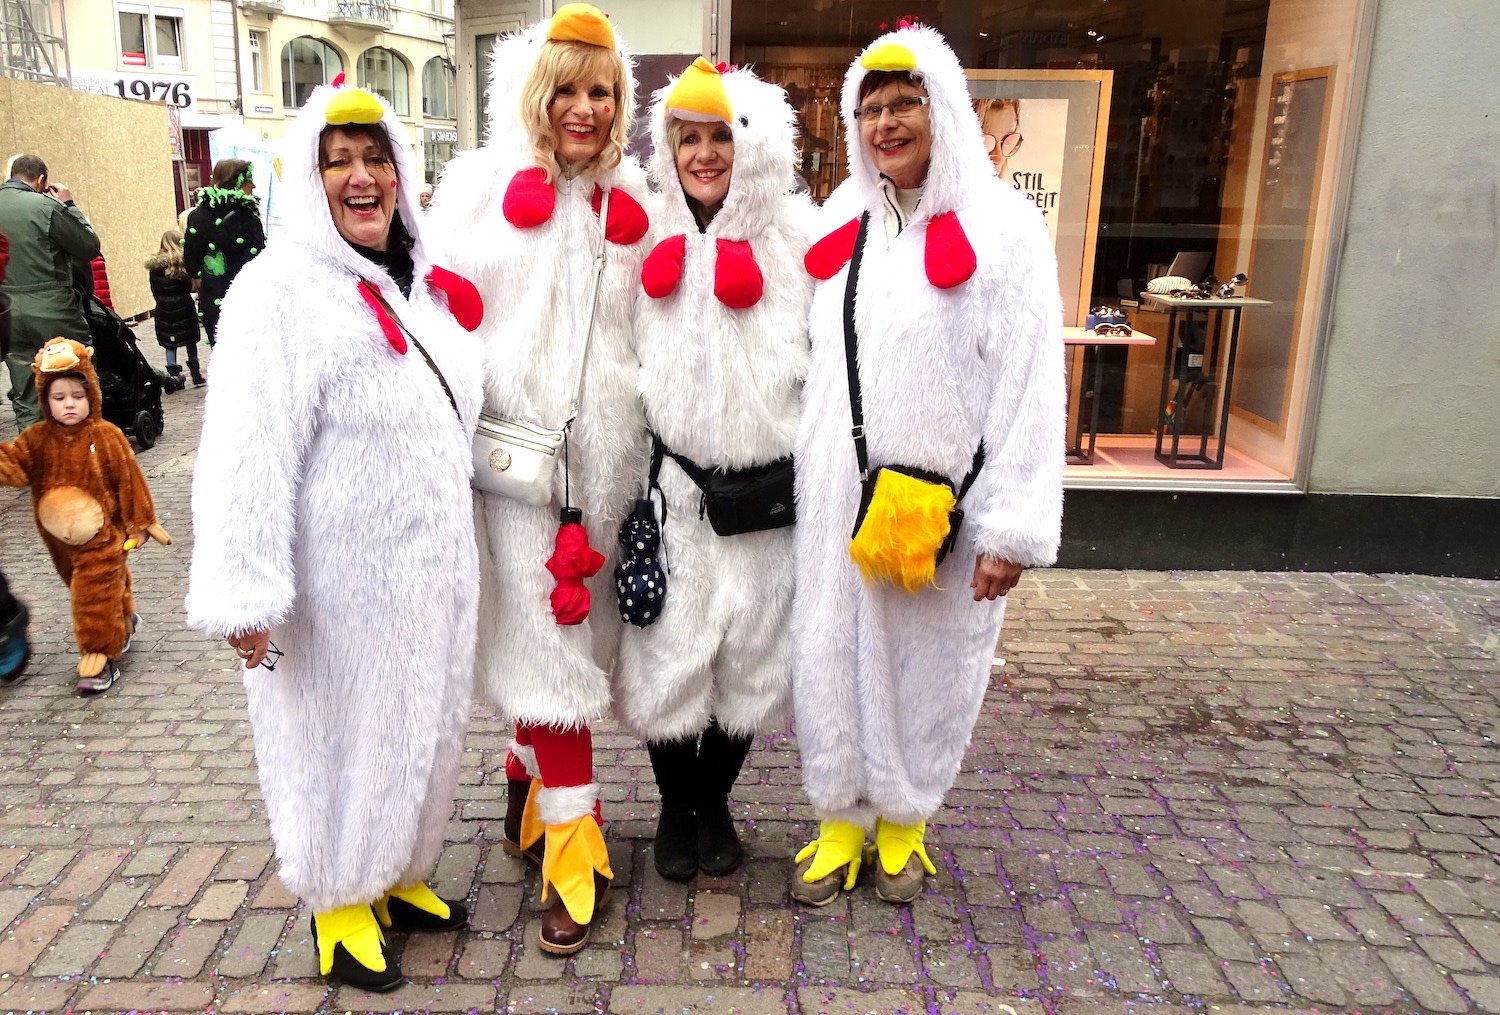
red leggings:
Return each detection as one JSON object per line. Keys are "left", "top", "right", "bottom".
{"left": 505, "top": 722, "right": 602, "bottom": 825}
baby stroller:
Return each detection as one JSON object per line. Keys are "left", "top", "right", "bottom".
{"left": 85, "top": 294, "right": 165, "bottom": 450}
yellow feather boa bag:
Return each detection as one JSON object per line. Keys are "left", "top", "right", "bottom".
{"left": 849, "top": 465, "right": 964, "bottom": 592}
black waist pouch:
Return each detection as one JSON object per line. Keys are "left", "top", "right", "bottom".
{"left": 653, "top": 435, "right": 796, "bottom": 537}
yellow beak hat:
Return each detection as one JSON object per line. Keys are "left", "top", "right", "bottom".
{"left": 664, "top": 56, "right": 733, "bottom": 124}
{"left": 547, "top": 2, "right": 615, "bottom": 49}
{"left": 322, "top": 71, "right": 385, "bottom": 126}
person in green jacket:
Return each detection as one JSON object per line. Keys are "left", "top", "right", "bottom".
{"left": 0, "top": 155, "right": 100, "bottom": 429}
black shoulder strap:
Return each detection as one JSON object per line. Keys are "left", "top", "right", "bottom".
{"left": 360, "top": 280, "right": 460, "bottom": 424}
{"left": 842, "top": 213, "right": 872, "bottom": 476}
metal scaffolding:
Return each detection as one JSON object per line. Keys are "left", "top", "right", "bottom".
{"left": 0, "top": 0, "right": 69, "bottom": 86}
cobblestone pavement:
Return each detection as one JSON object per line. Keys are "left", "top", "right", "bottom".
{"left": 1, "top": 332, "right": 1498, "bottom": 1014}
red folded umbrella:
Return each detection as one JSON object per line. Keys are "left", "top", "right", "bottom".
{"left": 545, "top": 508, "right": 604, "bottom": 625}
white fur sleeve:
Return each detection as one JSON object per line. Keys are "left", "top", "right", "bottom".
{"left": 185, "top": 267, "right": 319, "bottom": 637}
{"left": 964, "top": 214, "right": 1067, "bottom": 568}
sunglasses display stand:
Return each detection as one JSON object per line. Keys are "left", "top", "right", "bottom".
{"left": 1143, "top": 292, "right": 1273, "bottom": 469}
{"left": 1062, "top": 325, "right": 1158, "bottom": 465}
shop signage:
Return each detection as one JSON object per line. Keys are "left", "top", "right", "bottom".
{"left": 72, "top": 69, "right": 196, "bottom": 112}
{"left": 426, "top": 128, "right": 459, "bottom": 144}
{"left": 254, "top": 104, "right": 275, "bottom": 114}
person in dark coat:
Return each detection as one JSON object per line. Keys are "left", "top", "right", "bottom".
{"left": 146, "top": 229, "right": 203, "bottom": 387}
{"left": 182, "top": 159, "right": 265, "bottom": 345}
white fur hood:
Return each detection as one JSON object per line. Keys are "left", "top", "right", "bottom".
{"left": 647, "top": 62, "right": 799, "bottom": 240}
{"left": 273, "top": 77, "right": 429, "bottom": 283}
{"left": 840, "top": 26, "right": 994, "bottom": 220}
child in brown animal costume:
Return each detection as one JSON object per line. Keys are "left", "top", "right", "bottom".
{"left": 0, "top": 338, "right": 171, "bottom": 694}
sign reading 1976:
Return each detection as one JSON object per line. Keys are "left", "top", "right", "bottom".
{"left": 71, "top": 70, "right": 196, "bottom": 111}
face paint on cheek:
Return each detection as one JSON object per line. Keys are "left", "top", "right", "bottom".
{"left": 604, "top": 105, "right": 611, "bottom": 115}
{"left": 391, "top": 179, "right": 398, "bottom": 188}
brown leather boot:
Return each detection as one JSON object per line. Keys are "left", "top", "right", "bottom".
{"left": 503, "top": 777, "right": 544, "bottom": 866}
{"left": 539, "top": 872, "right": 610, "bottom": 955}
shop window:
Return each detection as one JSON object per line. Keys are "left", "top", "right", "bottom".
{"left": 359, "top": 46, "right": 410, "bottom": 116}
{"left": 116, "top": 5, "right": 184, "bottom": 70}
{"left": 422, "top": 56, "right": 455, "bottom": 119}
{"left": 733, "top": 0, "right": 1366, "bottom": 491}
{"left": 282, "top": 37, "right": 343, "bottom": 110}
{"left": 248, "top": 31, "right": 266, "bottom": 93}
{"left": 425, "top": 137, "right": 455, "bottom": 183}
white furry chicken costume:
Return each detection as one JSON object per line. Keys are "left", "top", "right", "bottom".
{"left": 617, "top": 59, "right": 812, "bottom": 742}
{"left": 425, "top": 4, "right": 648, "bottom": 949}
{"left": 790, "top": 28, "right": 1064, "bottom": 886}
{"left": 186, "top": 78, "right": 483, "bottom": 983}
{"left": 427, "top": 11, "right": 648, "bottom": 731}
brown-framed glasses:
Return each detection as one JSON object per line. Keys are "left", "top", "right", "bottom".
{"left": 983, "top": 131, "right": 1024, "bottom": 157}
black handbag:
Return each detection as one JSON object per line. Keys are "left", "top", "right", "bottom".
{"left": 651, "top": 434, "right": 796, "bottom": 537}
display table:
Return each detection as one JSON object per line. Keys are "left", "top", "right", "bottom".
{"left": 1141, "top": 293, "right": 1272, "bottom": 469}
{"left": 1063, "top": 326, "right": 1157, "bottom": 465}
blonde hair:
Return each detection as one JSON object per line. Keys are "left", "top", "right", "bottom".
{"left": 973, "top": 98, "right": 1021, "bottom": 129}
{"left": 150, "top": 229, "right": 188, "bottom": 279}
{"left": 518, "top": 39, "right": 630, "bottom": 181}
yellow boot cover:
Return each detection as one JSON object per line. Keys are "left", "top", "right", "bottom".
{"left": 314, "top": 903, "right": 386, "bottom": 976}
{"left": 794, "top": 820, "right": 866, "bottom": 890}
{"left": 520, "top": 777, "right": 546, "bottom": 853}
{"left": 373, "top": 882, "right": 450, "bottom": 928}
{"left": 541, "top": 814, "right": 613, "bottom": 926}
{"left": 875, "top": 818, "right": 939, "bottom": 876}
{"left": 849, "top": 468, "right": 956, "bottom": 593}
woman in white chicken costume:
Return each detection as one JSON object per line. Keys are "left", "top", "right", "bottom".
{"left": 621, "top": 58, "right": 811, "bottom": 881}
{"left": 426, "top": 3, "right": 649, "bottom": 954}
{"left": 187, "top": 77, "right": 485, "bottom": 989}
{"left": 790, "top": 26, "right": 1065, "bottom": 907}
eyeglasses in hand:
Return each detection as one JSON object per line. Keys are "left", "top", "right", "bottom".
{"left": 256, "top": 641, "right": 285, "bottom": 671}
{"left": 852, "top": 95, "right": 931, "bottom": 123}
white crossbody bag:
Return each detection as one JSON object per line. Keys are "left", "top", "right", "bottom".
{"left": 473, "top": 188, "right": 610, "bottom": 505}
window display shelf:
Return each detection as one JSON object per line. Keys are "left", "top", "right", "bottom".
{"left": 1064, "top": 326, "right": 1157, "bottom": 465}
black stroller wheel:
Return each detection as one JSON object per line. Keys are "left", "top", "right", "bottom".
{"left": 133, "top": 410, "right": 159, "bottom": 450}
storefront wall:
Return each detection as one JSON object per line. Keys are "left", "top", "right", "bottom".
{"left": 1308, "top": 0, "right": 1500, "bottom": 500}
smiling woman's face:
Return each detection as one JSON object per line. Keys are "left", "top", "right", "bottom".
{"left": 320, "top": 127, "right": 396, "bottom": 251}
{"left": 549, "top": 71, "right": 617, "bottom": 163}
{"left": 675, "top": 119, "right": 734, "bottom": 212}
{"left": 858, "top": 79, "right": 932, "bottom": 190}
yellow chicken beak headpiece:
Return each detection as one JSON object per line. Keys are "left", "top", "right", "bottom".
{"left": 665, "top": 57, "right": 733, "bottom": 124}
{"left": 547, "top": 3, "right": 615, "bottom": 50}
{"left": 325, "top": 85, "right": 385, "bottom": 126}
{"left": 860, "top": 43, "right": 918, "bottom": 72}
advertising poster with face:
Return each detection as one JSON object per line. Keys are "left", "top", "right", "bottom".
{"left": 975, "top": 97, "right": 1069, "bottom": 247}
{"left": 967, "top": 71, "right": 1111, "bottom": 326}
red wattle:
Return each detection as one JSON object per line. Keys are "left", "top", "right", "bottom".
{"left": 641, "top": 234, "right": 687, "bottom": 299}
{"left": 805, "top": 217, "right": 861, "bottom": 280}
{"left": 502, "top": 167, "right": 556, "bottom": 229}
{"left": 924, "top": 210, "right": 977, "bottom": 289}
{"left": 591, "top": 186, "right": 650, "bottom": 245}
{"left": 425, "top": 265, "right": 485, "bottom": 332}
{"left": 330, "top": 72, "right": 346, "bottom": 88}
{"left": 357, "top": 281, "right": 407, "bottom": 355}
{"left": 714, "top": 239, "right": 764, "bottom": 309}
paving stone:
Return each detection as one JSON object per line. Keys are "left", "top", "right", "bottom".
{"left": 0, "top": 888, "right": 35, "bottom": 937}
{"left": 1419, "top": 934, "right": 1488, "bottom": 973}
{"left": 0, "top": 903, "right": 71, "bottom": 975}
{"left": 76, "top": 981, "right": 215, "bottom": 1011}
{"left": 1085, "top": 928, "right": 1157, "bottom": 992}
{"left": 121, "top": 844, "right": 177, "bottom": 877}
{"left": 1159, "top": 944, "right": 1229, "bottom": 996}
{"left": 1221, "top": 959, "right": 1290, "bottom": 1002}
{"left": 1192, "top": 917, "right": 1257, "bottom": 961}
{"left": 215, "top": 844, "right": 274, "bottom": 881}
{"left": 48, "top": 846, "right": 131, "bottom": 899}
{"left": 1348, "top": 907, "right": 1413, "bottom": 946}
{"left": 249, "top": 872, "right": 300, "bottom": 909}
{"left": 29, "top": 919, "right": 116, "bottom": 976}
{"left": 1455, "top": 973, "right": 1500, "bottom": 1014}
{"left": 218, "top": 912, "right": 287, "bottom": 978}
{"left": 403, "top": 929, "right": 460, "bottom": 977}
{"left": 1454, "top": 917, "right": 1500, "bottom": 963}
{"left": 1279, "top": 896, "right": 1356, "bottom": 940}
{"left": 1379, "top": 950, "right": 1469, "bottom": 1015}
{"left": 188, "top": 879, "right": 249, "bottom": 920}
{"left": 1275, "top": 953, "right": 1349, "bottom": 1005}
{"left": 144, "top": 845, "right": 225, "bottom": 906}
{"left": 691, "top": 889, "right": 741, "bottom": 939}
{"left": 218, "top": 983, "right": 330, "bottom": 1013}
{"left": 457, "top": 935, "right": 511, "bottom": 978}
{"left": 152, "top": 921, "right": 226, "bottom": 977}
{"left": 13, "top": 849, "right": 76, "bottom": 887}
{"left": 0, "top": 979, "right": 79, "bottom": 1013}
{"left": 332, "top": 982, "right": 499, "bottom": 1011}
{"left": 745, "top": 908, "right": 794, "bottom": 981}
{"left": 94, "top": 908, "right": 179, "bottom": 978}
{"left": 799, "top": 915, "right": 852, "bottom": 981}
{"left": 794, "top": 986, "right": 924, "bottom": 1014}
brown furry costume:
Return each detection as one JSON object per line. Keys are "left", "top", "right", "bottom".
{"left": 0, "top": 339, "right": 170, "bottom": 672}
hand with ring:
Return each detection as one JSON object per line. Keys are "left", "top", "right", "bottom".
{"left": 228, "top": 629, "right": 271, "bottom": 669}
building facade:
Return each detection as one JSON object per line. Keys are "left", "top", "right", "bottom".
{"left": 450, "top": 0, "right": 1498, "bottom": 577}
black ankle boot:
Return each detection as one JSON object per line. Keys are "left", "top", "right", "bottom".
{"left": 647, "top": 737, "right": 699, "bottom": 881}
{"left": 696, "top": 720, "right": 754, "bottom": 877}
